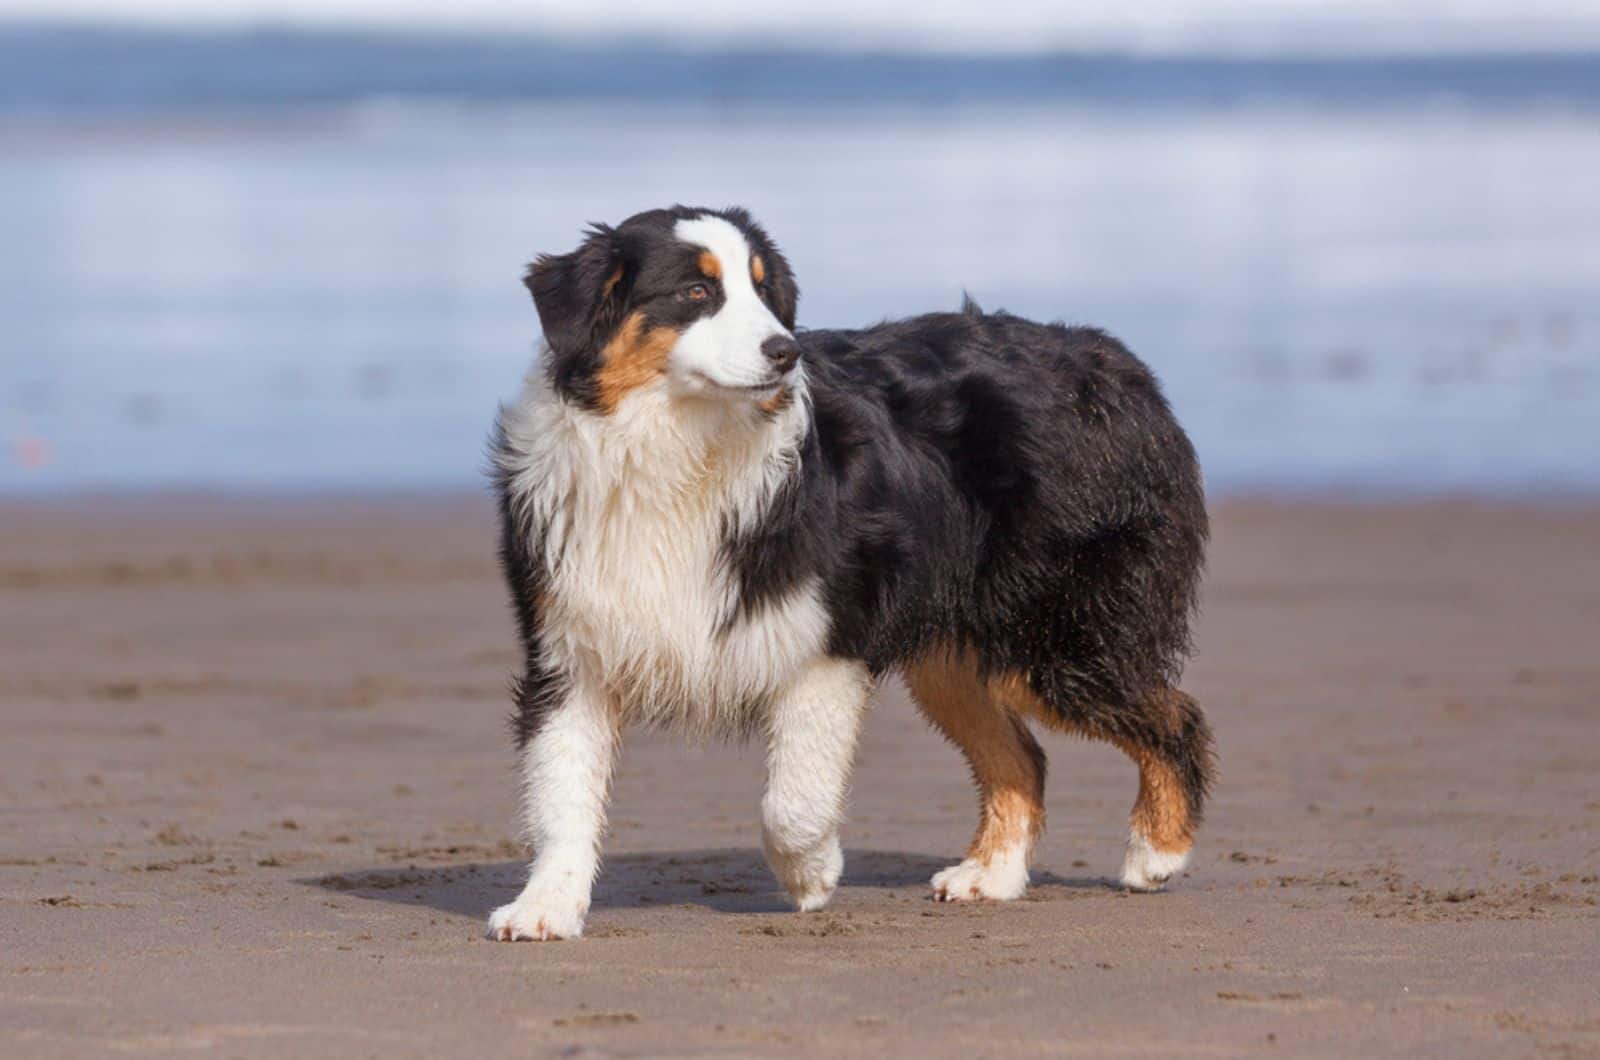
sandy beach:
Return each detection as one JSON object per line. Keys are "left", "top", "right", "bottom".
{"left": 2, "top": 494, "right": 1598, "bottom": 1058}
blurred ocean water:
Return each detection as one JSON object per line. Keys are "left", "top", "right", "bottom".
{"left": 1, "top": 29, "right": 1597, "bottom": 494}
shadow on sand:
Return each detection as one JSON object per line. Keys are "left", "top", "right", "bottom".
{"left": 300, "top": 848, "right": 1118, "bottom": 920}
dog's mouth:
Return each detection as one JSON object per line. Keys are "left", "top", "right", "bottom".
{"left": 690, "top": 372, "right": 785, "bottom": 396}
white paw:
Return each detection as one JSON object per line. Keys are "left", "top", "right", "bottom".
{"left": 1120, "top": 831, "right": 1190, "bottom": 891}
{"left": 931, "top": 852, "right": 1029, "bottom": 902}
{"left": 486, "top": 888, "right": 588, "bottom": 941}
{"left": 764, "top": 831, "right": 843, "bottom": 912}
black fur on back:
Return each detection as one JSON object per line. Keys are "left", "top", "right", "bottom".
{"left": 724, "top": 307, "right": 1209, "bottom": 741}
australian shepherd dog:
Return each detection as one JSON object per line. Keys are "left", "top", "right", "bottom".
{"left": 488, "top": 206, "right": 1213, "bottom": 940}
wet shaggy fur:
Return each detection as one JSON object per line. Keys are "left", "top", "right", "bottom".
{"left": 724, "top": 301, "right": 1214, "bottom": 819}
{"left": 488, "top": 205, "right": 1214, "bottom": 936}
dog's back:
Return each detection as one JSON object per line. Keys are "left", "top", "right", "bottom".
{"left": 740, "top": 306, "right": 1206, "bottom": 700}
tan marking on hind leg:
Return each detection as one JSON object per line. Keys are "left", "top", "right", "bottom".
{"left": 989, "top": 674, "right": 1197, "bottom": 891}
{"left": 1121, "top": 741, "right": 1193, "bottom": 853}
{"left": 1114, "top": 738, "right": 1194, "bottom": 890}
{"left": 903, "top": 648, "right": 1044, "bottom": 901}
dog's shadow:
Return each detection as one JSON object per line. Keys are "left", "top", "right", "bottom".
{"left": 302, "top": 848, "right": 1115, "bottom": 920}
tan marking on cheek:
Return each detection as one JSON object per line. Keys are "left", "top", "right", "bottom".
{"left": 757, "top": 386, "right": 792, "bottom": 416}
{"left": 903, "top": 647, "right": 1046, "bottom": 868}
{"left": 594, "top": 313, "right": 677, "bottom": 414}
{"left": 751, "top": 254, "right": 766, "bottom": 285}
{"left": 697, "top": 251, "right": 722, "bottom": 281}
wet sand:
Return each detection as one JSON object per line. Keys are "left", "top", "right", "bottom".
{"left": 2, "top": 495, "right": 1598, "bottom": 1057}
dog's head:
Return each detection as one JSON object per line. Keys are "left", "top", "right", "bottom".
{"left": 525, "top": 206, "right": 800, "bottom": 414}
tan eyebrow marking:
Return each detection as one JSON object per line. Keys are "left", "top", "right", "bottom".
{"left": 697, "top": 251, "right": 721, "bottom": 280}
{"left": 751, "top": 254, "right": 766, "bottom": 285}
{"left": 600, "top": 263, "right": 625, "bottom": 298}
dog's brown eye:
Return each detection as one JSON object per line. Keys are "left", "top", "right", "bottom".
{"left": 685, "top": 283, "right": 710, "bottom": 302}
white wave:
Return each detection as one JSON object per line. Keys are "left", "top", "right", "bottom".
{"left": 5, "top": 0, "right": 1600, "bottom": 56}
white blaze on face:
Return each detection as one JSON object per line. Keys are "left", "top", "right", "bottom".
{"left": 669, "top": 215, "right": 791, "bottom": 394}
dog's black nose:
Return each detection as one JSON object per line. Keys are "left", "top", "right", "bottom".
{"left": 761, "top": 335, "right": 800, "bottom": 374}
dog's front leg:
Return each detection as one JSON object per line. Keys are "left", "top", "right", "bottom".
{"left": 488, "top": 675, "right": 618, "bottom": 941}
{"left": 762, "top": 658, "right": 874, "bottom": 912}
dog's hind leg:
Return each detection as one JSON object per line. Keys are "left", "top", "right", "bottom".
{"left": 1106, "top": 687, "right": 1214, "bottom": 890}
{"left": 903, "top": 648, "right": 1046, "bottom": 901}
{"left": 1113, "top": 694, "right": 1209, "bottom": 890}
{"left": 1000, "top": 679, "right": 1214, "bottom": 891}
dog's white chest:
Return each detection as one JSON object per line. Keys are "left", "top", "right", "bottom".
{"left": 502, "top": 382, "right": 827, "bottom": 733}
{"left": 542, "top": 492, "right": 826, "bottom": 731}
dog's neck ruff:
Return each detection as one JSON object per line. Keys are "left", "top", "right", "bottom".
{"left": 500, "top": 364, "right": 811, "bottom": 550}
{"left": 496, "top": 364, "right": 823, "bottom": 735}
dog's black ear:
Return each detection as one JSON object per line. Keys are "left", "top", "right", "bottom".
{"left": 760, "top": 242, "right": 800, "bottom": 332}
{"left": 523, "top": 224, "right": 629, "bottom": 363}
